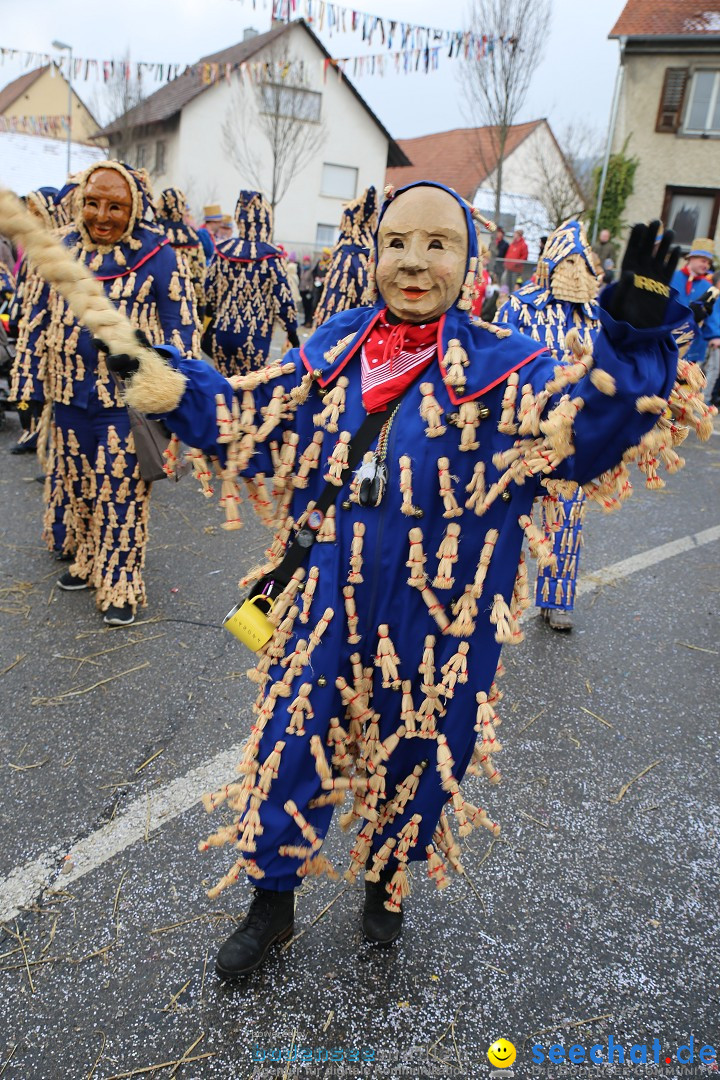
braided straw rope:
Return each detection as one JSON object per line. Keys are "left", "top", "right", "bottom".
{"left": 0, "top": 186, "right": 186, "bottom": 413}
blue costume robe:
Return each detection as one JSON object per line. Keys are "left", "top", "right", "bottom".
{"left": 205, "top": 190, "right": 297, "bottom": 377}
{"left": 155, "top": 187, "right": 206, "bottom": 317}
{"left": 313, "top": 186, "right": 377, "bottom": 328}
{"left": 145, "top": 184, "right": 698, "bottom": 906}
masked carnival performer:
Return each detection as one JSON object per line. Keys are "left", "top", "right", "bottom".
{"left": 204, "top": 190, "right": 298, "bottom": 377}
{"left": 312, "top": 187, "right": 378, "bottom": 327}
{"left": 35, "top": 161, "right": 200, "bottom": 625}
{"left": 155, "top": 187, "right": 206, "bottom": 320}
{"left": 495, "top": 220, "right": 601, "bottom": 630}
{"left": 98, "top": 184, "right": 711, "bottom": 979}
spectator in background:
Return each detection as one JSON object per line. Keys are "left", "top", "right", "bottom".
{"left": 492, "top": 225, "right": 508, "bottom": 273}
{"left": 299, "top": 254, "right": 315, "bottom": 326}
{"left": 592, "top": 227, "right": 617, "bottom": 269}
{"left": 486, "top": 281, "right": 509, "bottom": 321}
{"left": 504, "top": 228, "right": 528, "bottom": 285}
{"left": 312, "top": 248, "right": 332, "bottom": 314}
{"left": 216, "top": 214, "right": 234, "bottom": 243}
{"left": 196, "top": 204, "right": 226, "bottom": 264}
{"left": 670, "top": 238, "right": 720, "bottom": 369}
{"left": 471, "top": 243, "right": 492, "bottom": 319}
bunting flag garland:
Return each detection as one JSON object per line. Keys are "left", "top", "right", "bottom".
{"left": 0, "top": 115, "right": 70, "bottom": 136}
{"left": 269, "top": 0, "right": 511, "bottom": 58}
{"left": 0, "top": 7, "right": 509, "bottom": 87}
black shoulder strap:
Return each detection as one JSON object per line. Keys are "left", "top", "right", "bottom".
{"left": 265, "top": 405, "right": 390, "bottom": 590}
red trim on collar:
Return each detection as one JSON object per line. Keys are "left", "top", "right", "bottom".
{"left": 215, "top": 251, "right": 279, "bottom": 264}
{"left": 300, "top": 309, "right": 384, "bottom": 387}
{"left": 437, "top": 336, "right": 545, "bottom": 405}
{"left": 95, "top": 238, "right": 170, "bottom": 281}
{"left": 302, "top": 311, "right": 545, "bottom": 401}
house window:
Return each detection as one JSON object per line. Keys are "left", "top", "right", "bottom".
{"left": 155, "top": 140, "right": 166, "bottom": 174}
{"left": 321, "top": 164, "right": 358, "bottom": 200}
{"left": 661, "top": 185, "right": 720, "bottom": 248}
{"left": 656, "top": 68, "right": 689, "bottom": 133}
{"left": 684, "top": 70, "right": 720, "bottom": 134}
{"left": 136, "top": 144, "right": 147, "bottom": 168}
{"left": 260, "top": 83, "right": 321, "bottom": 122}
{"left": 315, "top": 223, "right": 337, "bottom": 247}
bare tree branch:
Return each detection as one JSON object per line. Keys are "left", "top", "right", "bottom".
{"left": 88, "top": 53, "right": 148, "bottom": 166}
{"left": 222, "top": 46, "right": 327, "bottom": 228}
{"left": 461, "top": 0, "right": 552, "bottom": 220}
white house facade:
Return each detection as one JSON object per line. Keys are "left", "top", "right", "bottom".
{"left": 97, "top": 20, "right": 408, "bottom": 254}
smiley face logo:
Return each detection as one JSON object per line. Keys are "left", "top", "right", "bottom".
{"left": 487, "top": 1039, "right": 517, "bottom": 1069}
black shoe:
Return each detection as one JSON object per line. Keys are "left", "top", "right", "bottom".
{"left": 215, "top": 888, "right": 295, "bottom": 979}
{"left": 103, "top": 604, "right": 135, "bottom": 626}
{"left": 362, "top": 863, "right": 403, "bottom": 945}
{"left": 57, "top": 570, "right": 89, "bottom": 591}
{"left": 10, "top": 434, "right": 38, "bottom": 455}
{"left": 54, "top": 551, "right": 73, "bottom": 562}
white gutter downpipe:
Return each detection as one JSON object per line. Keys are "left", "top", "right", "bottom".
{"left": 592, "top": 35, "right": 627, "bottom": 245}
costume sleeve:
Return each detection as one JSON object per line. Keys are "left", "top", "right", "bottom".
{"left": 158, "top": 345, "right": 303, "bottom": 478}
{"left": 273, "top": 258, "right": 299, "bottom": 336}
{"left": 152, "top": 245, "right": 200, "bottom": 359}
{"left": 545, "top": 288, "right": 689, "bottom": 485}
{"left": 701, "top": 293, "right": 720, "bottom": 342}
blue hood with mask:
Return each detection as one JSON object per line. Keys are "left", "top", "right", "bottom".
{"left": 63, "top": 160, "right": 168, "bottom": 280}
{"left": 301, "top": 180, "right": 546, "bottom": 404}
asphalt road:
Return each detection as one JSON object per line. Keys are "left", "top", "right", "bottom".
{"left": 0, "top": 394, "right": 719, "bottom": 1080}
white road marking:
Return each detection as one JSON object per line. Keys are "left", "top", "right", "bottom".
{"left": 0, "top": 743, "right": 243, "bottom": 922}
{"left": 2, "top": 522, "right": 719, "bottom": 923}
{"left": 576, "top": 523, "right": 720, "bottom": 596}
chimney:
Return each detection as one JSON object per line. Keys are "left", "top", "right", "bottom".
{"left": 243, "top": 27, "right": 259, "bottom": 41}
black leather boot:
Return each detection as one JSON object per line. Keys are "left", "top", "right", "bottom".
{"left": 362, "top": 861, "right": 403, "bottom": 945}
{"left": 215, "top": 887, "right": 295, "bottom": 979}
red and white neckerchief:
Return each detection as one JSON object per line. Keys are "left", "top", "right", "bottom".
{"left": 361, "top": 309, "right": 440, "bottom": 413}
{"left": 681, "top": 265, "right": 711, "bottom": 295}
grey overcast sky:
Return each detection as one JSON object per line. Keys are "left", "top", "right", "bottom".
{"left": 1, "top": 0, "right": 628, "bottom": 140}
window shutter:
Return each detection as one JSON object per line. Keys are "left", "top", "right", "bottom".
{"left": 656, "top": 67, "right": 689, "bottom": 132}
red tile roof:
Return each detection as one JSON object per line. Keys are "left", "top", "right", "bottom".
{"left": 0, "top": 66, "right": 49, "bottom": 115}
{"left": 610, "top": 0, "right": 720, "bottom": 38}
{"left": 385, "top": 121, "right": 543, "bottom": 201}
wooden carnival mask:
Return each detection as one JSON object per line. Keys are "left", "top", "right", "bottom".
{"left": 83, "top": 168, "right": 133, "bottom": 246}
{"left": 376, "top": 186, "right": 468, "bottom": 323}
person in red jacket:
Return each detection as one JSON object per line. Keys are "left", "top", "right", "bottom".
{"left": 504, "top": 228, "right": 528, "bottom": 284}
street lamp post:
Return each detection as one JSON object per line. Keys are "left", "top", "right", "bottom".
{"left": 52, "top": 40, "right": 73, "bottom": 174}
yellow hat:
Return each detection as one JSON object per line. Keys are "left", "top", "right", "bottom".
{"left": 203, "top": 203, "right": 224, "bottom": 222}
{"left": 686, "top": 237, "right": 715, "bottom": 265}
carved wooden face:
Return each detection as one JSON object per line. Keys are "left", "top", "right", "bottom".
{"left": 376, "top": 187, "right": 468, "bottom": 322}
{"left": 83, "top": 168, "right": 132, "bottom": 245}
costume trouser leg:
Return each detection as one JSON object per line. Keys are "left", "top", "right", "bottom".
{"left": 53, "top": 399, "right": 151, "bottom": 612}
{"left": 535, "top": 489, "right": 585, "bottom": 612}
{"left": 43, "top": 412, "right": 76, "bottom": 557}
{"left": 201, "top": 615, "right": 494, "bottom": 899}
